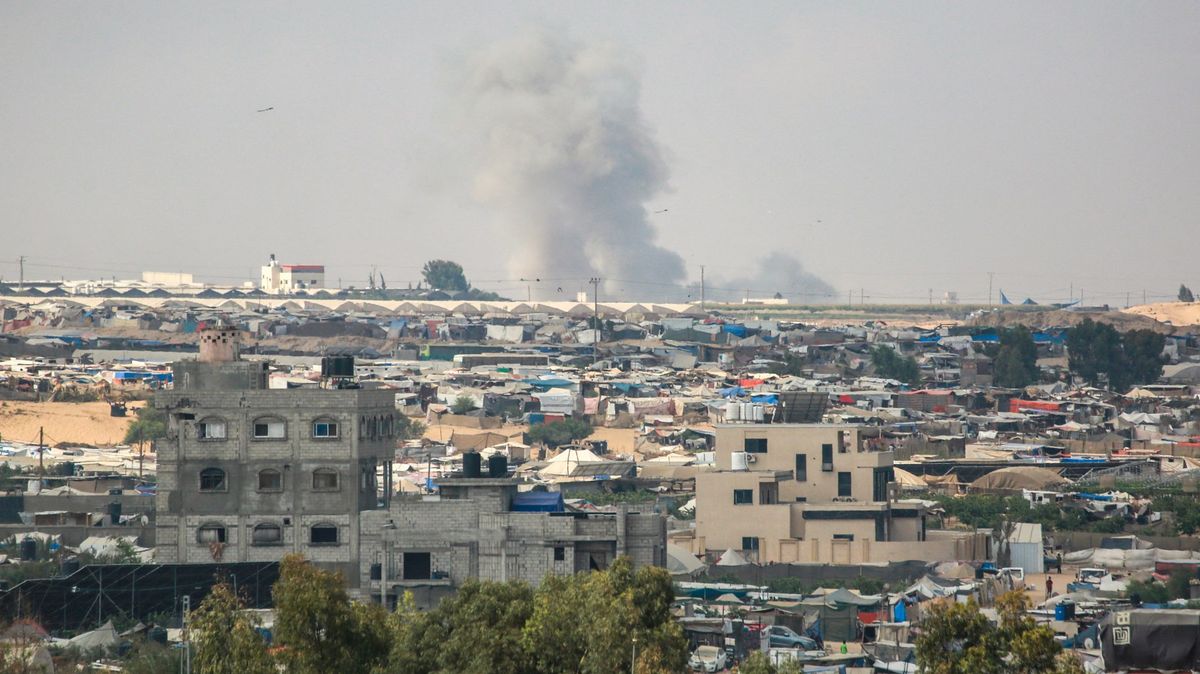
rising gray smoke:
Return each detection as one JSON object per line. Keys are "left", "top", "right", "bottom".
{"left": 709, "top": 252, "right": 837, "bottom": 304}
{"left": 453, "top": 31, "right": 686, "bottom": 298}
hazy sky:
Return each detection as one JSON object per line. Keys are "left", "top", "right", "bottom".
{"left": 3, "top": 2, "right": 1198, "bottom": 304}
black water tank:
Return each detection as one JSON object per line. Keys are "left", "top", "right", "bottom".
{"left": 321, "top": 355, "right": 355, "bottom": 378}
{"left": 60, "top": 461, "right": 75, "bottom": 477}
{"left": 463, "top": 452, "right": 482, "bottom": 478}
{"left": 108, "top": 501, "right": 123, "bottom": 524}
{"left": 19, "top": 538, "right": 36, "bottom": 561}
{"left": 488, "top": 454, "right": 508, "bottom": 478}
{"left": 61, "top": 556, "right": 81, "bottom": 576}
{"left": 148, "top": 627, "right": 168, "bottom": 645}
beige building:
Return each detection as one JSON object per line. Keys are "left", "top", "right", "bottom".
{"left": 686, "top": 424, "right": 979, "bottom": 564}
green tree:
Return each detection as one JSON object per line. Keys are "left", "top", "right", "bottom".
{"left": 190, "top": 581, "right": 275, "bottom": 674}
{"left": 123, "top": 404, "right": 167, "bottom": 446}
{"left": 396, "top": 413, "right": 426, "bottom": 440}
{"left": 737, "top": 652, "right": 803, "bottom": 674}
{"left": 421, "top": 260, "right": 470, "bottom": 292}
{"left": 121, "top": 640, "right": 182, "bottom": 674}
{"left": 272, "top": 555, "right": 390, "bottom": 674}
{"left": 524, "top": 419, "right": 594, "bottom": 449}
{"left": 916, "top": 591, "right": 1077, "bottom": 674}
{"left": 1067, "top": 319, "right": 1127, "bottom": 389}
{"left": 384, "top": 581, "right": 535, "bottom": 674}
{"left": 993, "top": 326, "right": 1039, "bottom": 388}
{"left": 1180, "top": 284, "right": 1195, "bottom": 303}
{"left": 1123, "top": 329, "right": 1166, "bottom": 387}
{"left": 870, "top": 345, "right": 920, "bottom": 385}
{"left": 450, "top": 397, "right": 479, "bottom": 415}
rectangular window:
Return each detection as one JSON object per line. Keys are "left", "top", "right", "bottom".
{"left": 554, "top": 546, "right": 565, "bottom": 561}
{"left": 837, "top": 471, "right": 852, "bottom": 498}
{"left": 833, "top": 533, "right": 855, "bottom": 541}
{"left": 403, "top": 552, "right": 432, "bottom": 580}
{"left": 733, "top": 489, "right": 753, "bottom": 505}
{"left": 252, "top": 525, "right": 282, "bottom": 545}
{"left": 744, "top": 438, "right": 768, "bottom": 454}
{"left": 253, "top": 420, "right": 285, "bottom": 439}
{"left": 821, "top": 443, "right": 834, "bottom": 471}
{"left": 312, "top": 470, "right": 339, "bottom": 491}
{"left": 258, "top": 470, "right": 282, "bottom": 492}
{"left": 313, "top": 421, "right": 339, "bottom": 438}
{"left": 795, "top": 453, "right": 807, "bottom": 482}
{"left": 198, "top": 421, "right": 226, "bottom": 440}
{"left": 741, "top": 537, "right": 760, "bottom": 551}
{"left": 197, "top": 526, "right": 226, "bottom": 544}
{"left": 310, "top": 525, "right": 339, "bottom": 545}
{"left": 873, "top": 467, "right": 894, "bottom": 502}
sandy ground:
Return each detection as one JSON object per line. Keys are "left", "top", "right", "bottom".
{"left": 1124, "top": 301, "right": 1200, "bottom": 328}
{"left": 0, "top": 401, "right": 139, "bottom": 446}
{"left": 1031, "top": 570, "right": 1076, "bottom": 604}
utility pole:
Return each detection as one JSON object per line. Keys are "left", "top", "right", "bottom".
{"left": 590, "top": 277, "right": 601, "bottom": 365}
{"left": 1126, "top": 291, "right": 1131, "bottom": 308}
{"left": 18, "top": 256, "right": 26, "bottom": 292}
{"left": 929, "top": 288, "right": 933, "bottom": 306}
{"left": 987, "top": 272, "right": 994, "bottom": 306}
{"left": 699, "top": 265, "right": 706, "bottom": 312}
{"left": 38, "top": 426, "right": 44, "bottom": 477}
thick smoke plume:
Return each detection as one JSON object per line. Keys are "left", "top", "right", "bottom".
{"left": 709, "top": 252, "right": 837, "bottom": 304}
{"left": 454, "top": 31, "right": 685, "bottom": 298}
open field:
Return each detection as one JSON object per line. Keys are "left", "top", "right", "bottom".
{"left": 0, "top": 401, "right": 140, "bottom": 446}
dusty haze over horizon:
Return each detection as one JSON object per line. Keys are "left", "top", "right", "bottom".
{"left": 2, "top": 2, "right": 1198, "bottom": 304}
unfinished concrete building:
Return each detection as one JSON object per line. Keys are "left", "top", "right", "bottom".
{"left": 359, "top": 470, "right": 667, "bottom": 607}
{"left": 154, "top": 326, "right": 398, "bottom": 584}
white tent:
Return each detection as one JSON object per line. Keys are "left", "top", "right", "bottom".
{"left": 715, "top": 548, "right": 750, "bottom": 566}
{"left": 666, "top": 544, "right": 707, "bottom": 576}
{"left": 539, "top": 448, "right": 604, "bottom": 477}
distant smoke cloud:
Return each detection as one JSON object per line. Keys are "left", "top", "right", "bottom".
{"left": 453, "top": 30, "right": 685, "bottom": 298}
{"left": 709, "top": 252, "right": 836, "bottom": 303}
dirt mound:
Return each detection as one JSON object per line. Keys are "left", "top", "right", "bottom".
{"left": 967, "top": 308, "right": 1173, "bottom": 333}
{"left": 0, "top": 401, "right": 139, "bottom": 446}
{"left": 1123, "top": 302, "right": 1200, "bottom": 328}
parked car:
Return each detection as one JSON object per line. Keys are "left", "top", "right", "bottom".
{"left": 766, "top": 625, "right": 821, "bottom": 650}
{"left": 689, "top": 645, "right": 727, "bottom": 672}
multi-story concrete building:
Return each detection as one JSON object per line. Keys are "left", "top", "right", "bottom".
{"left": 260, "top": 254, "right": 325, "bottom": 294}
{"left": 154, "top": 326, "right": 667, "bottom": 601}
{"left": 686, "top": 424, "right": 962, "bottom": 565}
{"left": 154, "top": 326, "right": 398, "bottom": 584}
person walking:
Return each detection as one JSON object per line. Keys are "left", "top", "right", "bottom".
{"left": 1045, "top": 575, "right": 1054, "bottom": 599}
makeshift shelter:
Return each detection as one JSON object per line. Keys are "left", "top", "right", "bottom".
{"left": 667, "top": 544, "right": 706, "bottom": 577}
{"left": 892, "top": 467, "right": 927, "bottom": 489}
{"left": 715, "top": 548, "right": 750, "bottom": 566}
{"left": 970, "top": 466, "right": 1068, "bottom": 492}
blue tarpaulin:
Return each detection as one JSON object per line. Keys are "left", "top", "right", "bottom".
{"left": 718, "top": 387, "right": 746, "bottom": 398}
{"left": 511, "top": 491, "right": 565, "bottom": 513}
{"left": 750, "top": 394, "right": 778, "bottom": 405}
{"left": 723, "top": 324, "right": 748, "bottom": 337}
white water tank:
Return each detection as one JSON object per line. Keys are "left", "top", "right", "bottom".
{"left": 726, "top": 401, "right": 741, "bottom": 421}
{"left": 731, "top": 452, "right": 749, "bottom": 471}
{"left": 752, "top": 405, "right": 765, "bottom": 422}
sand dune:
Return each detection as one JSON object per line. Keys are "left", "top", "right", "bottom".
{"left": 0, "top": 401, "right": 139, "bottom": 447}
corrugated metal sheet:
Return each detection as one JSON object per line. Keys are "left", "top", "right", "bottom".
{"left": 1009, "top": 522, "right": 1044, "bottom": 573}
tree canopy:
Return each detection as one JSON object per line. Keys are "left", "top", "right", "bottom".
{"left": 421, "top": 260, "right": 470, "bottom": 292}
{"left": 916, "top": 591, "right": 1082, "bottom": 674}
{"left": 185, "top": 555, "right": 684, "bottom": 674}
{"left": 870, "top": 345, "right": 921, "bottom": 385}
{"left": 123, "top": 404, "right": 167, "bottom": 446}
{"left": 1067, "top": 319, "right": 1165, "bottom": 390}
{"left": 1180, "top": 284, "right": 1195, "bottom": 303}
{"left": 525, "top": 418, "right": 593, "bottom": 449}
{"left": 991, "top": 326, "right": 1039, "bottom": 388}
